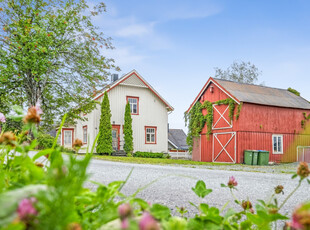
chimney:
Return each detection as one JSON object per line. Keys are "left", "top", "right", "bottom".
{"left": 111, "top": 74, "right": 118, "bottom": 82}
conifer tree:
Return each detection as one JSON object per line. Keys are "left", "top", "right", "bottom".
{"left": 96, "top": 92, "right": 113, "bottom": 155}
{"left": 123, "top": 103, "right": 133, "bottom": 154}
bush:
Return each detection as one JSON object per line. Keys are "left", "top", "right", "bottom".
{"left": 163, "top": 154, "right": 171, "bottom": 159}
{"left": 37, "top": 133, "right": 54, "bottom": 149}
{"left": 133, "top": 151, "right": 164, "bottom": 158}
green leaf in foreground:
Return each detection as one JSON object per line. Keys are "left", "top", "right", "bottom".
{"left": 192, "top": 180, "right": 212, "bottom": 198}
{"left": 150, "top": 203, "right": 171, "bottom": 220}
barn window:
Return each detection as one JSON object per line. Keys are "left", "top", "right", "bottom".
{"left": 272, "top": 135, "right": 283, "bottom": 154}
{"left": 127, "top": 96, "right": 139, "bottom": 115}
{"left": 83, "top": 126, "right": 87, "bottom": 144}
{"left": 145, "top": 126, "right": 157, "bottom": 144}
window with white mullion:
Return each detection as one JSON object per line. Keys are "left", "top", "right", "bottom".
{"left": 128, "top": 97, "right": 138, "bottom": 114}
{"left": 145, "top": 127, "right": 156, "bottom": 144}
{"left": 272, "top": 134, "right": 283, "bottom": 154}
{"left": 83, "top": 126, "right": 87, "bottom": 144}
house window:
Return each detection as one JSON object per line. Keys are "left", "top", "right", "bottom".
{"left": 57, "top": 131, "right": 61, "bottom": 145}
{"left": 272, "top": 134, "right": 283, "bottom": 154}
{"left": 145, "top": 126, "right": 157, "bottom": 144}
{"left": 83, "top": 126, "right": 87, "bottom": 144}
{"left": 127, "top": 96, "right": 139, "bottom": 115}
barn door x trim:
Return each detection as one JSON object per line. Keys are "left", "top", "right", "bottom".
{"left": 212, "top": 104, "right": 233, "bottom": 130}
{"left": 212, "top": 132, "right": 236, "bottom": 163}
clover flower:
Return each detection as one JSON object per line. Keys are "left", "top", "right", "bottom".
{"left": 241, "top": 200, "right": 254, "bottom": 213}
{"left": 17, "top": 198, "right": 38, "bottom": 221}
{"left": 227, "top": 176, "right": 238, "bottom": 188}
{"left": 73, "top": 139, "right": 83, "bottom": 149}
{"left": 118, "top": 203, "right": 132, "bottom": 220}
{"left": 23, "top": 107, "right": 41, "bottom": 124}
{"left": 0, "top": 112, "right": 5, "bottom": 123}
{"left": 139, "top": 212, "right": 159, "bottom": 230}
{"left": 290, "top": 203, "right": 310, "bottom": 229}
{"left": 0, "top": 131, "right": 16, "bottom": 146}
{"left": 297, "top": 162, "right": 310, "bottom": 179}
{"left": 274, "top": 185, "right": 284, "bottom": 194}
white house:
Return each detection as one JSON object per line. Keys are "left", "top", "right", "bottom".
{"left": 58, "top": 70, "right": 174, "bottom": 153}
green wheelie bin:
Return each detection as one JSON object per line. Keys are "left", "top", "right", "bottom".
{"left": 258, "top": 150, "right": 269, "bottom": 165}
{"left": 244, "top": 150, "right": 259, "bottom": 165}
{"left": 252, "top": 151, "right": 258, "bottom": 165}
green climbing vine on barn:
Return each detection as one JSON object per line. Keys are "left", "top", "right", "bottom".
{"left": 301, "top": 112, "right": 310, "bottom": 129}
{"left": 185, "top": 98, "right": 240, "bottom": 151}
{"left": 236, "top": 102, "right": 243, "bottom": 120}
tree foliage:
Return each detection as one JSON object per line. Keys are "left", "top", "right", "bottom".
{"left": 96, "top": 92, "right": 112, "bottom": 155}
{"left": 287, "top": 87, "right": 300, "bottom": 96}
{"left": 214, "top": 61, "right": 261, "bottom": 84}
{"left": 123, "top": 103, "right": 133, "bottom": 154}
{"left": 0, "top": 0, "right": 118, "bottom": 127}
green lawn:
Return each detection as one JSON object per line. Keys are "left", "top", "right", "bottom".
{"left": 77, "top": 154, "right": 297, "bottom": 174}
{"left": 91, "top": 155, "right": 231, "bottom": 166}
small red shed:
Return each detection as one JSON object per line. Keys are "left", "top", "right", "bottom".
{"left": 187, "top": 77, "right": 310, "bottom": 163}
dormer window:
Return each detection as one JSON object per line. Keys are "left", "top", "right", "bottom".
{"left": 127, "top": 96, "right": 139, "bottom": 115}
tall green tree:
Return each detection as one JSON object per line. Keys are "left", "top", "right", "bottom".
{"left": 214, "top": 61, "right": 261, "bottom": 84}
{"left": 0, "top": 0, "right": 118, "bottom": 127}
{"left": 123, "top": 103, "right": 133, "bottom": 154}
{"left": 96, "top": 92, "right": 112, "bottom": 155}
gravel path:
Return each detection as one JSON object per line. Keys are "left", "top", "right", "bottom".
{"left": 85, "top": 158, "right": 310, "bottom": 218}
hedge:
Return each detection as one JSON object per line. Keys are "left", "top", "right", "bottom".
{"left": 133, "top": 151, "right": 164, "bottom": 158}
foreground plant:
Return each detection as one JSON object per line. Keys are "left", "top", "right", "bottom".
{"left": 0, "top": 107, "right": 310, "bottom": 229}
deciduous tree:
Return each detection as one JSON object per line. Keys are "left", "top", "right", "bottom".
{"left": 214, "top": 61, "right": 261, "bottom": 84}
{"left": 287, "top": 87, "right": 300, "bottom": 96}
{"left": 0, "top": 0, "right": 118, "bottom": 127}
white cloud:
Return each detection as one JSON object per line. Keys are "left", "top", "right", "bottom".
{"left": 164, "top": 3, "right": 222, "bottom": 20}
{"left": 115, "top": 22, "right": 155, "bottom": 37}
{"left": 104, "top": 46, "right": 147, "bottom": 68}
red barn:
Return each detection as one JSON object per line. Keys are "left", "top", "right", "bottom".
{"left": 187, "top": 77, "right": 310, "bottom": 163}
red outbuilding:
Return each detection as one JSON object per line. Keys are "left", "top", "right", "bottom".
{"left": 187, "top": 77, "right": 310, "bottom": 163}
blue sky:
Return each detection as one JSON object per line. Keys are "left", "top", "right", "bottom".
{"left": 91, "top": 0, "right": 310, "bottom": 131}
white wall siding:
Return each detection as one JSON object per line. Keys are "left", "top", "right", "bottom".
{"left": 107, "top": 84, "right": 168, "bottom": 152}
{"left": 73, "top": 72, "right": 170, "bottom": 153}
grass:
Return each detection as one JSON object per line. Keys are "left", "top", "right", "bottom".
{"left": 91, "top": 155, "right": 234, "bottom": 166}
{"left": 72, "top": 153, "right": 297, "bottom": 174}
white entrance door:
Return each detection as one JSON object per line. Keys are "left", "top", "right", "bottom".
{"left": 64, "top": 130, "right": 72, "bottom": 148}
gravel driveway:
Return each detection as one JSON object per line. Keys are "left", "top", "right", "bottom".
{"left": 85, "top": 158, "right": 310, "bottom": 219}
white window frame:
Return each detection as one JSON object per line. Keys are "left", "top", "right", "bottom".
{"left": 64, "top": 130, "right": 72, "bottom": 147}
{"left": 83, "top": 126, "right": 87, "bottom": 144}
{"left": 57, "top": 131, "right": 61, "bottom": 145}
{"left": 127, "top": 97, "right": 139, "bottom": 115}
{"left": 272, "top": 134, "right": 283, "bottom": 154}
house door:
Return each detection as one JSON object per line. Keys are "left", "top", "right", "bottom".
{"left": 63, "top": 130, "right": 73, "bottom": 148}
{"left": 213, "top": 132, "right": 236, "bottom": 163}
{"left": 112, "top": 125, "right": 120, "bottom": 151}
